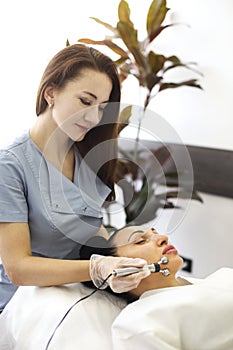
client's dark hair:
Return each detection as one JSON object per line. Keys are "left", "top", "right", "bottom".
{"left": 79, "top": 235, "right": 138, "bottom": 303}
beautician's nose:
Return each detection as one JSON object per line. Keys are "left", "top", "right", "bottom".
{"left": 84, "top": 104, "right": 101, "bottom": 127}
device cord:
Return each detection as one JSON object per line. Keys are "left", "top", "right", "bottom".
{"left": 45, "top": 273, "right": 112, "bottom": 350}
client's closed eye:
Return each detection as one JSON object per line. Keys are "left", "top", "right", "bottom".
{"left": 134, "top": 238, "right": 148, "bottom": 245}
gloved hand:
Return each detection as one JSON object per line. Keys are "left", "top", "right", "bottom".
{"left": 89, "top": 254, "right": 151, "bottom": 293}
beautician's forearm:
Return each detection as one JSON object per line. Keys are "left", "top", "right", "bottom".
{"left": 6, "top": 257, "right": 91, "bottom": 287}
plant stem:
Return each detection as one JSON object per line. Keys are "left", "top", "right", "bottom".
{"left": 133, "top": 86, "right": 150, "bottom": 162}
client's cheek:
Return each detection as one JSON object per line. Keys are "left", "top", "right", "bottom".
{"left": 116, "top": 248, "right": 132, "bottom": 257}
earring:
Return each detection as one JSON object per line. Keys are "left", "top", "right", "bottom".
{"left": 48, "top": 103, "right": 53, "bottom": 108}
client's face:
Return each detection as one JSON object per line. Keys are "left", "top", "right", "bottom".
{"left": 111, "top": 226, "right": 183, "bottom": 277}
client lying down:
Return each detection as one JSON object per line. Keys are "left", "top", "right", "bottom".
{"left": 80, "top": 225, "right": 233, "bottom": 350}
{"left": 1, "top": 225, "right": 232, "bottom": 350}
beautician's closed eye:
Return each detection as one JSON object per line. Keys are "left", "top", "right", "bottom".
{"left": 79, "top": 97, "right": 107, "bottom": 113}
{"left": 79, "top": 97, "right": 92, "bottom": 106}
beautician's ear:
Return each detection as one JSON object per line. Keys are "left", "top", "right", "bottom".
{"left": 44, "top": 85, "right": 55, "bottom": 106}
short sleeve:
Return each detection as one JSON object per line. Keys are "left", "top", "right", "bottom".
{"left": 0, "top": 150, "right": 28, "bottom": 222}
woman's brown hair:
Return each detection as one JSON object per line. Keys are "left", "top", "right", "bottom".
{"left": 36, "top": 44, "right": 121, "bottom": 200}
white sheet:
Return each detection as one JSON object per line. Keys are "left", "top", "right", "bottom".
{"left": 2, "top": 269, "right": 233, "bottom": 350}
{"left": 111, "top": 268, "right": 233, "bottom": 350}
{"left": 0, "top": 283, "right": 126, "bottom": 350}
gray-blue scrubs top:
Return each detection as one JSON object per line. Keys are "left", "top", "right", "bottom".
{"left": 0, "top": 131, "right": 111, "bottom": 311}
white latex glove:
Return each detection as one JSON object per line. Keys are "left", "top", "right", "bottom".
{"left": 89, "top": 254, "right": 151, "bottom": 293}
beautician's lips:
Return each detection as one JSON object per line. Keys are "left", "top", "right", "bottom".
{"left": 75, "top": 123, "right": 89, "bottom": 133}
{"left": 162, "top": 245, "right": 177, "bottom": 255}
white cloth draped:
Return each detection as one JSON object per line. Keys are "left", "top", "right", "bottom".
{"left": 0, "top": 283, "right": 126, "bottom": 350}
{"left": 111, "top": 268, "right": 233, "bottom": 350}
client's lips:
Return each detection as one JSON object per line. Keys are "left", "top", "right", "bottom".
{"left": 162, "top": 244, "right": 177, "bottom": 255}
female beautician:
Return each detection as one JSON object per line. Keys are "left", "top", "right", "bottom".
{"left": 0, "top": 44, "right": 149, "bottom": 312}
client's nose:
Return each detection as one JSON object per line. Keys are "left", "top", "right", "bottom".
{"left": 153, "top": 234, "right": 168, "bottom": 247}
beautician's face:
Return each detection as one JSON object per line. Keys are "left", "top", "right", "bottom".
{"left": 48, "top": 69, "right": 112, "bottom": 141}
{"left": 112, "top": 226, "right": 183, "bottom": 275}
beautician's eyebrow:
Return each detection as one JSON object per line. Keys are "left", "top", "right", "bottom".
{"left": 83, "top": 91, "right": 97, "bottom": 99}
{"left": 83, "top": 91, "right": 109, "bottom": 103}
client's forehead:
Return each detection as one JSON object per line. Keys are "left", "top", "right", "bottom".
{"left": 111, "top": 226, "right": 147, "bottom": 246}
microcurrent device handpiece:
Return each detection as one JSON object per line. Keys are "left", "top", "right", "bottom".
{"left": 113, "top": 256, "right": 170, "bottom": 277}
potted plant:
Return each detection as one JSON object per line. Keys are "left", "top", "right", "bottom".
{"left": 69, "top": 0, "right": 203, "bottom": 229}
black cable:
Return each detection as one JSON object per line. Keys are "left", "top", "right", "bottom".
{"left": 45, "top": 273, "right": 113, "bottom": 350}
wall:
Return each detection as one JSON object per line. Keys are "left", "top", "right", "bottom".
{"left": 153, "top": 0, "right": 233, "bottom": 277}
{"left": 1, "top": 0, "right": 232, "bottom": 150}
{"left": 155, "top": 193, "right": 233, "bottom": 278}
{"left": 0, "top": 0, "right": 120, "bottom": 147}
{"left": 121, "top": 0, "right": 233, "bottom": 151}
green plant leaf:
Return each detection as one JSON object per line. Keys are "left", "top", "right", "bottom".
{"left": 166, "top": 55, "right": 182, "bottom": 64}
{"left": 159, "top": 79, "right": 203, "bottom": 92}
{"left": 165, "top": 171, "right": 179, "bottom": 178}
{"left": 116, "top": 145, "right": 172, "bottom": 190}
{"left": 148, "top": 51, "right": 166, "bottom": 74}
{"left": 117, "top": 63, "right": 133, "bottom": 83}
{"left": 190, "top": 190, "right": 204, "bottom": 203}
{"left": 164, "top": 61, "right": 203, "bottom": 76}
{"left": 115, "top": 56, "right": 129, "bottom": 65}
{"left": 148, "top": 24, "right": 175, "bottom": 43}
{"left": 130, "top": 47, "right": 149, "bottom": 72}
{"left": 145, "top": 51, "right": 168, "bottom": 92}
{"left": 146, "top": 0, "right": 169, "bottom": 39}
{"left": 166, "top": 190, "right": 203, "bottom": 203}
{"left": 116, "top": 158, "right": 139, "bottom": 181}
{"left": 77, "top": 38, "right": 129, "bottom": 58}
{"left": 146, "top": 73, "right": 162, "bottom": 91}
{"left": 117, "top": 21, "right": 149, "bottom": 72}
{"left": 117, "top": 105, "right": 133, "bottom": 134}
{"left": 126, "top": 186, "right": 165, "bottom": 225}
{"left": 145, "top": 147, "right": 171, "bottom": 181}
{"left": 117, "top": 21, "right": 139, "bottom": 50}
{"left": 163, "top": 200, "right": 176, "bottom": 209}
{"left": 125, "top": 182, "right": 150, "bottom": 222}
{"left": 66, "top": 39, "right": 70, "bottom": 47}
{"left": 150, "top": 146, "right": 171, "bottom": 165}
{"left": 90, "top": 17, "right": 118, "bottom": 35}
{"left": 118, "top": 105, "right": 132, "bottom": 124}
{"left": 118, "top": 0, "right": 134, "bottom": 27}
